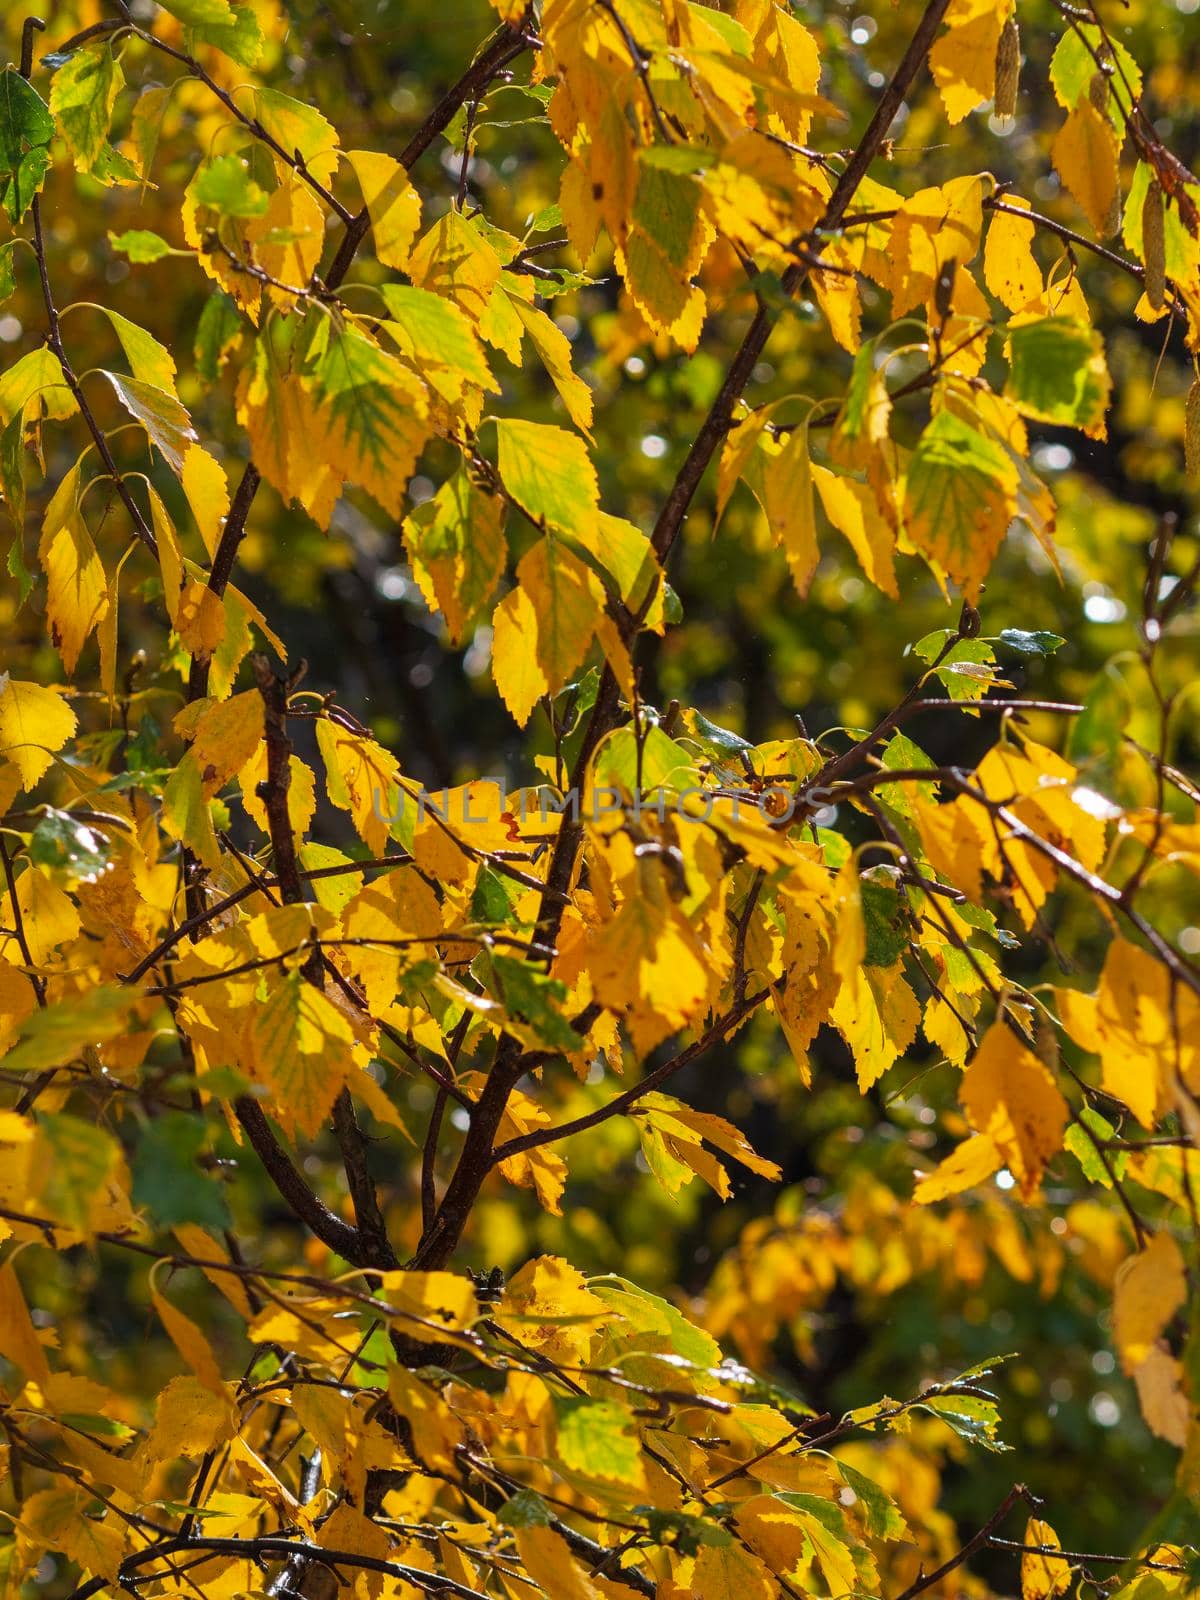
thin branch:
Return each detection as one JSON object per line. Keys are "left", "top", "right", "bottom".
{"left": 488, "top": 990, "right": 769, "bottom": 1166}
{"left": 893, "top": 1485, "right": 1039, "bottom": 1600}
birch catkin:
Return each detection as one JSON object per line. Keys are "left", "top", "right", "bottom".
{"left": 1186, "top": 377, "right": 1200, "bottom": 477}
{"left": 994, "top": 18, "right": 1020, "bottom": 123}
{"left": 1143, "top": 178, "right": 1167, "bottom": 312}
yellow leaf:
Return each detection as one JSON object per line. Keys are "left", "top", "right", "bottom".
{"left": 495, "top": 417, "right": 600, "bottom": 539}
{"left": 875, "top": 175, "right": 988, "bottom": 317}
{"left": 1113, "top": 1231, "right": 1186, "bottom": 1374}
{"left": 316, "top": 716, "right": 401, "bottom": 854}
{"left": 509, "top": 291, "right": 594, "bottom": 434}
{"left": 176, "top": 579, "right": 227, "bottom": 657}
{"left": 1052, "top": 101, "right": 1120, "bottom": 238}
{"left": 387, "top": 1367, "right": 463, "bottom": 1473}
{"left": 762, "top": 423, "right": 819, "bottom": 596}
{"left": 1022, "top": 1518, "right": 1072, "bottom": 1600}
{"left": 152, "top": 1283, "right": 227, "bottom": 1395}
{"left": 904, "top": 408, "right": 1019, "bottom": 601}
{"left": 516, "top": 1524, "right": 608, "bottom": 1599}
{"left": 959, "top": 1023, "right": 1068, "bottom": 1197}
{"left": 0, "top": 678, "right": 76, "bottom": 788}
{"left": 590, "top": 862, "right": 713, "bottom": 1055}
{"left": 181, "top": 444, "right": 230, "bottom": 559}
{"left": 19, "top": 1488, "right": 125, "bottom": 1583}
{"left": 403, "top": 470, "right": 507, "bottom": 645}
{"left": 0, "top": 1261, "right": 52, "bottom": 1386}
{"left": 493, "top": 1082, "right": 570, "bottom": 1213}
{"left": 913, "top": 1130, "right": 1002, "bottom": 1203}
{"left": 1, "top": 869, "right": 80, "bottom": 967}
{"left": 376, "top": 1269, "right": 478, "bottom": 1333}
{"left": 337, "top": 865, "right": 443, "bottom": 1012}
{"left": 345, "top": 149, "right": 422, "bottom": 269}
{"left": 239, "top": 745, "right": 316, "bottom": 838}
{"left": 813, "top": 465, "right": 898, "bottom": 596}
{"left": 408, "top": 209, "right": 502, "bottom": 325}
{"left": 38, "top": 506, "right": 107, "bottom": 674}
{"left": 248, "top": 970, "right": 358, "bottom": 1138}
{"left": 497, "top": 1255, "right": 606, "bottom": 1366}
{"left": 175, "top": 689, "right": 265, "bottom": 796}
{"left": 146, "top": 1373, "right": 236, "bottom": 1461}
{"left": 984, "top": 196, "right": 1043, "bottom": 312}
{"left": 492, "top": 583, "right": 550, "bottom": 727}
{"left": 693, "top": 1538, "right": 778, "bottom": 1600}
{"left": 929, "top": 0, "right": 1010, "bottom": 125}
{"left": 515, "top": 536, "right": 607, "bottom": 700}
{"left": 173, "top": 1224, "right": 255, "bottom": 1320}
{"left": 832, "top": 962, "right": 921, "bottom": 1091}
{"left": 246, "top": 175, "right": 326, "bottom": 309}
{"left": 161, "top": 750, "right": 222, "bottom": 870}
{"left": 1133, "top": 1345, "right": 1190, "bottom": 1447}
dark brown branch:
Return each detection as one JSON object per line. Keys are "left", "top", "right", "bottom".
{"left": 232, "top": 1096, "right": 370, "bottom": 1265}
{"left": 489, "top": 991, "right": 769, "bottom": 1167}
{"left": 985, "top": 195, "right": 1184, "bottom": 315}
{"left": 28, "top": 199, "right": 158, "bottom": 555}
{"left": 248, "top": 654, "right": 396, "bottom": 1270}
{"left": 894, "top": 1485, "right": 1038, "bottom": 1600}
{"left": 323, "top": 20, "right": 535, "bottom": 291}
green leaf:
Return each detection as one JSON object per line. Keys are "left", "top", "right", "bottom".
{"left": 916, "top": 1390, "right": 1010, "bottom": 1451}
{"left": 997, "top": 628, "right": 1066, "bottom": 656}
{"left": 190, "top": 6, "right": 265, "bottom": 67}
{"left": 1064, "top": 1105, "right": 1127, "bottom": 1186}
{"left": 7, "top": 532, "right": 33, "bottom": 606}
{"left": 192, "top": 154, "right": 269, "bottom": 218}
{"left": 109, "top": 229, "right": 174, "bottom": 264}
{"left": 380, "top": 283, "right": 495, "bottom": 401}
{"left": 1, "top": 146, "right": 50, "bottom": 223}
{"left": 50, "top": 43, "right": 122, "bottom": 172}
{"left": 29, "top": 808, "right": 110, "bottom": 879}
{"left": 0, "top": 67, "right": 54, "bottom": 220}
{"left": 157, "top": 0, "right": 237, "bottom": 24}
{"left": 402, "top": 470, "right": 506, "bottom": 646}
{"left": 194, "top": 291, "right": 243, "bottom": 382}
{"left": 904, "top": 410, "right": 1018, "bottom": 601}
{"left": 914, "top": 633, "right": 998, "bottom": 703}
{"left": 494, "top": 417, "right": 599, "bottom": 538}
{"left": 835, "top": 1459, "right": 909, "bottom": 1539}
{"left": 95, "top": 308, "right": 178, "bottom": 395}
{"left": 638, "top": 1509, "right": 731, "bottom": 1555}
{"left": 497, "top": 1489, "right": 552, "bottom": 1529}
{"left": 1050, "top": 25, "right": 1141, "bottom": 116}
{"left": 555, "top": 1399, "right": 643, "bottom": 1486}
{"left": 1, "top": 409, "right": 26, "bottom": 534}
{"left": 90, "top": 142, "right": 141, "bottom": 188}
{"left": 589, "top": 1275, "right": 722, "bottom": 1369}
{"left": 0, "top": 238, "right": 16, "bottom": 304}
{"left": 3, "top": 988, "right": 134, "bottom": 1076}
{"left": 470, "top": 865, "right": 519, "bottom": 924}
{"left": 315, "top": 328, "right": 429, "bottom": 518}
{"left": 1006, "top": 318, "right": 1109, "bottom": 434}
{"left": 131, "top": 1112, "right": 232, "bottom": 1231}
{"left": 861, "top": 873, "right": 908, "bottom": 968}
{"left": 489, "top": 953, "right": 579, "bottom": 1051}
{"left": 527, "top": 202, "right": 563, "bottom": 233}
{"left": 38, "top": 1113, "right": 121, "bottom": 1234}
{"left": 1067, "top": 668, "right": 1128, "bottom": 779}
